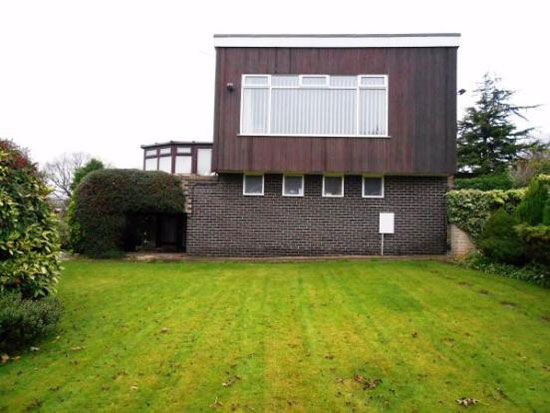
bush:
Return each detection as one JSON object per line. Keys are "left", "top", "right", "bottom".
{"left": 68, "top": 169, "right": 186, "bottom": 258}
{"left": 516, "top": 174, "right": 550, "bottom": 225}
{"left": 454, "top": 173, "right": 513, "bottom": 191}
{"left": 458, "top": 252, "right": 550, "bottom": 288}
{"left": 478, "top": 209, "right": 525, "bottom": 265}
{"left": 0, "top": 140, "right": 61, "bottom": 298}
{"left": 447, "top": 188, "right": 524, "bottom": 239}
{"left": 0, "top": 292, "right": 63, "bottom": 353}
{"left": 515, "top": 224, "right": 550, "bottom": 265}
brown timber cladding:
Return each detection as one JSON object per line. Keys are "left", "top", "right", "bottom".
{"left": 212, "top": 47, "right": 457, "bottom": 175}
{"left": 186, "top": 174, "right": 448, "bottom": 256}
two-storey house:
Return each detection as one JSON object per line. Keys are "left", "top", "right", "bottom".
{"left": 183, "top": 33, "right": 459, "bottom": 256}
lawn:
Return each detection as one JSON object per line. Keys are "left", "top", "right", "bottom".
{"left": 1, "top": 260, "right": 549, "bottom": 412}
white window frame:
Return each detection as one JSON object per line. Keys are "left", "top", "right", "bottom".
{"left": 322, "top": 175, "right": 345, "bottom": 198}
{"left": 362, "top": 175, "right": 385, "bottom": 199}
{"left": 240, "top": 74, "right": 389, "bottom": 138}
{"left": 243, "top": 173, "right": 264, "bottom": 196}
{"left": 282, "top": 174, "right": 304, "bottom": 197}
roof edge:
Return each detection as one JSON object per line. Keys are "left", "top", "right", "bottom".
{"left": 213, "top": 33, "right": 461, "bottom": 48}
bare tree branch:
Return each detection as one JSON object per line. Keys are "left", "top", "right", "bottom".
{"left": 42, "top": 152, "right": 91, "bottom": 200}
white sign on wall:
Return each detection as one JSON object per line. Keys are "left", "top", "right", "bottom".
{"left": 379, "top": 213, "right": 395, "bottom": 234}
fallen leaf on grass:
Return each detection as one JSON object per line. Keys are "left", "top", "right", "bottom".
{"left": 222, "top": 375, "right": 241, "bottom": 387}
{"left": 1, "top": 354, "right": 9, "bottom": 364}
{"left": 354, "top": 374, "right": 382, "bottom": 390}
{"left": 160, "top": 327, "right": 169, "bottom": 334}
{"left": 130, "top": 385, "right": 139, "bottom": 391}
{"left": 210, "top": 396, "right": 223, "bottom": 408}
{"left": 71, "top": 346, "right": 84, "bottom": 351}
{"left": 456, "top": 397, "right": 478, "bottom": 407}
{"left": 30, "top": 346, "right": 39, "bottom": 352}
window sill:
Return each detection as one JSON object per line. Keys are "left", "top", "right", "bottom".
{"left": 238, "top": 133, "right": 390, "bottom": 139}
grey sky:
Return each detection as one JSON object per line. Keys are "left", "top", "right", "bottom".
{"left": 1, "top": 0, "right": 548, "bottom": 169}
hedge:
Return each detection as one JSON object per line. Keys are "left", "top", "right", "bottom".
{"left": 0, "top": 140, "right": 61, "bottom": 298}
{"left": 454, "top": 173, "right": 513, "bottom": 191}
{"left": 446, "top": 188, "right": 524, "bottom": 240}
{"left": 68, "top": 169, "right": 186, "bottom": 258}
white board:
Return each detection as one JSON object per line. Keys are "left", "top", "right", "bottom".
{"left": 379, "top": 213, "right": 395, "bottom": 234}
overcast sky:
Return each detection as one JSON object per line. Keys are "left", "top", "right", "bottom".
{"left": 1, "top": 0, "right": 548, "bottom": 169}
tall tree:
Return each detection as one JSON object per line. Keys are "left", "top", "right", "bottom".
{"left": 457, "top": 74, "right": 539, "bottom": 175}
{"left": 70, "top": 159, "right": 104, "bottom": 192}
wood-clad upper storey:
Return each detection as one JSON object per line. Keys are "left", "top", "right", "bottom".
{"left": 212, "top": 35, "right": 458, "bottom": 175}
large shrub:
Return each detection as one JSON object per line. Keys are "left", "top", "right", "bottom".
{"left": 515, "top": 224, "right": 550, "bottom": 265}
{"left": 447, "top": 188, "right": 524, "bottom": 239}
{"left": 68, "top": 169, "right": 186, "bottom": 258}
{"left": 478, "top": 209, "right": 525, "bottom": 265}
{"left": 454, "top": 173, "right": 513, "bottom": 191}
{"left": 0, "top": 291, "right": 63, "bottom": 353}
{"left": 0, "top": 140, "right": 61, "bottom": 298}
{"left": 515, "top": 174, "right": 550, "bottom": 225}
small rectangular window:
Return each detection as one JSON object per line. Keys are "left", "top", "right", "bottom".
{"left": 323, "top": 175, "right": 344, "bottom": 198}
{"left": 243, "top": 174, "right": 264, "bottom": 196}
{"left": 360, "top": 76, "right": 386, "bottom": 87}
{"left": 175, "top": 156, "right": 192, "bottom": 174}
{"left": 300, "top": 75, "right": 328, "bottom": 87}
{"left": 159, "top": 147, "right": 171, "bottom": 155}
{"left": 177, "top": 147, "right": 191, "bottom": 154}
{"left": 144, "top": 157, "right": 157, "bottom": 171}
{"left": 158, "top": 156, "right": 172, "bottom": 173}
{"left": 362, "top": 176, "right": 384, "bottom": 198}
{"left": 244, "top": 75, "right": 269, "bottom": 86}
{"left": 283, "top": 175, "right": 304, "bottom": 197}
{"left": 197, "top": 148, "right": 212, "bottom": 175}
{"left": 145, "top": 149, "right": 157, "bottom": 157}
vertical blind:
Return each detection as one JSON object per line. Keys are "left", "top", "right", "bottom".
{"left": 241, "top": 75, "right": 388, "bottom": 136}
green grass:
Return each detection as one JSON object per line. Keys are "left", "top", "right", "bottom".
{"left": 1, "top": 260, "right": 549, "bottom": 412}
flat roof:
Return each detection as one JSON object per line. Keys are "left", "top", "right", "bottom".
{"left": 141, "top": 141, "right": 213, "bottom": 149}
{"left": 213, "top": 33, "right": 461, "bottom": 48}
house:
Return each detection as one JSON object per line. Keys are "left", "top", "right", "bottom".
{"left": 146, "top": 33, "right": 460, "bottom": 256}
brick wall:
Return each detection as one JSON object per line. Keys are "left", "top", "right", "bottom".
{"left": 186, "top": 174, "right": 448, "bottom": 257}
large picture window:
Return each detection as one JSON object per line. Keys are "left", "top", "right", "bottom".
{"left": 241, "top": 74, "right": 388, "bottom": 137}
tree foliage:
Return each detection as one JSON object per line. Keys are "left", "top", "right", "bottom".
{"left": 457, "top": 74, "right": 539, "bottom": 175}
{"left": 68, "top": 169, "right": 186, "bottom": 258}
{"left": 0, "top": 140, "right": 61, "bottom": 298}
{"left": 70, "top": 158, "right": 104, "bottom": 193}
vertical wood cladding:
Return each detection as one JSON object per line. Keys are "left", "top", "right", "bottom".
{"left": 186, "top": 174, "right": 448, "bottom": 256}
{"left": 212, "top": 47, "right": 457, "bottom": 175}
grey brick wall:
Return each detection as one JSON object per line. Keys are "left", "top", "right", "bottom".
{"left": 186, "top": 174, "right": 448, "bottom": 256}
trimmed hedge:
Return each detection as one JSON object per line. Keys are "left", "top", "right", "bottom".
{"left": 454, "top": 173, "right": 513, "bottom": 191}
{"left": 0, "top": 140, "right": 61, "bottom": 298}
{"left": 68, "top": 169, "right": 186, "bottom": 258}
{"left": 447, "top": 188, "right": 524, "bottom": 240}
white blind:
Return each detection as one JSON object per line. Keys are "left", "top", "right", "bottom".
{"left": 241, "top": 75, "right": 388, "bottom": 137}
